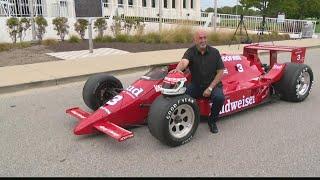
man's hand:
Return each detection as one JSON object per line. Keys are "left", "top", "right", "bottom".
{"left": 169, "top": 69, "right": 183, "bottom": 74}
{"left": 203, "top": 87, "right": 212, "bottom": 97}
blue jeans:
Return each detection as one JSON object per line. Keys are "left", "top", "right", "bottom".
{"left": 185, "top": 83, "right": 225, "bottom": 124}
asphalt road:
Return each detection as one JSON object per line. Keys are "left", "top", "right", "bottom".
{"left": 1, "top": 48, "right": 320, "bottom": 177}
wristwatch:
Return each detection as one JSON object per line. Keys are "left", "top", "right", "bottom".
{"left": 208, "top": 87, "right": 213, "bottom": 92}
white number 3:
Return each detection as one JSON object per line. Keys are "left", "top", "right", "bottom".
{"left": 106, "top": 95, "right": 123, "bottom": 105}
{"left": 236, "top": 64, "right": 244, "bottom": 72}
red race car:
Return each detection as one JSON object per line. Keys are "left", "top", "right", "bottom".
{"left": 66, "top": 44, "right": 314, "bottom": 147}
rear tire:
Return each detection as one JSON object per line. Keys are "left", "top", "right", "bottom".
{"left": 148, "top": 94, "right": 200, "bottom": 147}
{"left": 82, "top": 73, "right": 123, "bottom": 111}
{"left": 273, "top": 63, "right": 314, "bottom": 102}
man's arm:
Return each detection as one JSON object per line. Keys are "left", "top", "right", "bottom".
{"left": 209, "top": 69, "right": 224, "bottom": 89}
{"left": 175, "top": 59, "right": 189, "bottom": 72}
{"left": 171, "top": 49, "right": 192, "bottom": 73}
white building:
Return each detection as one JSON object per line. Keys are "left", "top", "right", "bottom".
{"left": 101, "top": 0, "right": 201, "bottom": 20}
{"left": 0, "top": 0, "right": 201, "bottom": 20}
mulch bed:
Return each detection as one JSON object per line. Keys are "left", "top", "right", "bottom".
{"left": 46, "top": 40, "right": 195, "bottom": 53}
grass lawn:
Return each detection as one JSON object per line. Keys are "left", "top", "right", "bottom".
{"left": 316, "top": 23, "right": 320, "bottom": 33}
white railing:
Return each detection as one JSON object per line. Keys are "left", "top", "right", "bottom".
{"left": 101, "top": 2, "right": 316, "bottom": 34}
{"left": 214, "top": 13, "right": 317, "bottom": 34}
{"left": 0, "top": 0, "right": 46, "bottom": 17}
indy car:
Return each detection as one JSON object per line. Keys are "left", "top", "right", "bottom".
{"left": 66, "top": 44, "right": 314, "bottom": 147}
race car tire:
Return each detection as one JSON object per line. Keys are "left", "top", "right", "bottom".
{"left": 148, "top": 94, "right": 200, "bottom": 147}
{"left": 273, "top": 63, "right": 314, "bottom": 102}
{"left": 82, "top": 73, "right": 123, "bottom": 111}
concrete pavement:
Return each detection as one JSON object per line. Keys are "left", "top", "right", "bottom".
{"left": 1, "top": 39, "right": 320, "bottom": 94}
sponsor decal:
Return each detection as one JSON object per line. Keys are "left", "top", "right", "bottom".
{"left": 141, "top": 76, "right": 151, "bottom": 80}
{"left": 272, "top": 64, "right": 283, "bottom": 70}
{"left": 97, "top": 126, "right": 120, "bottom": 138}
{"left": 223, "top": 68, "right": 229, "bottom": 74}
{"left": 154, "top": 85, "right": 162, "bottom": 92}
{"left": 126, "top": 85, "right": 144, "bottom": 98}
{"left": 165, "top": 97, "right": 195, "bottom": 120}
{"left": 100, "top": 106, "right": 111, "bottom": 114}
{"left": 219, "top": 95, "right": 255, "bottom": 114}
{"left": 71, "top": 110, "right": 86, "bottom": 119}
{"left": 222, "top": 55, "right": 242, "bottom": 62}
{"left": 163, "top": 77, "right": 187, "bottom": 84}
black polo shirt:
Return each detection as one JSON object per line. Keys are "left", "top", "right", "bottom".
{"left": 182, "top": 45, "right": 224, "bottom": 88}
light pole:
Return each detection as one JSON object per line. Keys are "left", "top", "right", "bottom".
{"left": 88, "top": 18, "right": 93, "bottom": 53}
{"left": 29, "top": 0, "right": 36, "bottom": 42}
{"left": 213, "top": 0, "right": 218, "bottom": 32}
{"left": 159, "top": 0, "right": 163, "bottom": 32}
{"left": 236, "top": 0, "right": 239, "bottom": 16}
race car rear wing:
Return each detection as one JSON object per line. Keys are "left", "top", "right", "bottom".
{"left": 243, "top": 44, "right": 306, "bottom": 67}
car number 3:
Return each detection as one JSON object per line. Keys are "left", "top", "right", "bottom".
{"left": 106, "top": 95, "right": 123, "bottom": 105}
{"left": 236, "top": 64, "right": 244, "bottom": 72}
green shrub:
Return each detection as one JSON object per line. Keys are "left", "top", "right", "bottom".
{"left": 52, "top": 17, "right": 69, "bottom": 41}
{"left": 172, "top": 27, "right": 193, "bottom": 43}
{"left": 143, "top": 32, "right": 161, "bottom": 43}
{"left": 133, "top": 17, "right": 145, "bottom": 36}
{"left": 15, "top": 42, "right": 31, "bottom": 48}
{"left": 110, "top": 16, "right": 123, "bottom": 36}
{"left": 94, "top": 35, "right": 114, "bottom": 43}
{"left": 316, "top": 23, "right": 320, "bottom": 33}
{"left": 124, "top": 17, "right": 135, "bottom": 34}
{"left": 74, "top": 19, "right": 88, "bottom": 40}
{"left": 68, "top": 35, "right": 81, "bottom": 43}
{"left": 0, "top": 42, "right": 31, "bottom": 52}
{"left": 0, "top": 43, "right": 12, "bottom": 52}
{"left": 130, "top": 34, "right": 143, "bottom": 43}
{"left": 35, "top": 16, "right": 48, "bottom": 41}
{"left": 41, "top": 39, "right": 59, "bottom": 46}
{"left": 94, "top": 18, "right": 107, "bottom": 37}
{"left": 115, "top": 34, "right": 131, "bottom": 42}
{"left": 6, "top": 17, "right": 19, "bottom": 43}
{"left": 207, "top": 32, "right": 220, "bottom": 44}
{"left": 208, "top": 31, "right": 234, "bottom": 45}
{"left": 18, "top": 18, "right": 31, "bottom": 42}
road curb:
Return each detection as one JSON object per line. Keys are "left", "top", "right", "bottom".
{"left": 0, "top": 66, "right": 153, "bottom": 95}
{"left": 1, "top": 45, "right": 319, "bottom": 95}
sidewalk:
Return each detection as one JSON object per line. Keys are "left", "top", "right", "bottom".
{"left": 1, "top": 39, "right": 320, "bottom": 94}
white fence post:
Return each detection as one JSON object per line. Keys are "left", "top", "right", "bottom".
{"left": 88, "top": 18, "right": 93, "bottom": 53}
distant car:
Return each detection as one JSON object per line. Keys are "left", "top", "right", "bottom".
{"left": 66, "top": 44, "right": 314, "bottom": 147}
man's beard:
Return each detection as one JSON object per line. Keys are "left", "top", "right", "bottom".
{"left": 198, "top": 43, "right": 207, "bottom": 50}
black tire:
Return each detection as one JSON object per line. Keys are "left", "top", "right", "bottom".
{"left": 273, "top": 63, "right": 314, "bottom": 102}
{"left": 148, "top": 94, "right": 200, "bottom": 147}
{"left": 82, "top": 73, "right": 123, "bottom": 111}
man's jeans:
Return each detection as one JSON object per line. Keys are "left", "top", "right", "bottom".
{"left": 185, "top": 83, "right": 225, "bottom": 124}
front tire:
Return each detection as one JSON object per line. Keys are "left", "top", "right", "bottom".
{"left": 274, "top": 63, "right": 314, "bottom": 102}
{"left": 148, "top": 94, "right": 200, "bottom": 147}
{"left": 82, "top": 73, "right": 123, "bottom": 111}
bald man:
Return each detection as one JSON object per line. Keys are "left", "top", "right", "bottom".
{"left": 172, "top": 30, "right": 225, "bottom": 134}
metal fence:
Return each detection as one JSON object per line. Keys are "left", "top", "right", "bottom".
{"left": 102, "top": 2, "right": 316, "bottom": 34}
{"left": 0, "top": 0, "right": 46, "bottom": 17}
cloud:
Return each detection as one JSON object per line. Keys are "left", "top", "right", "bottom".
{"left": 201, "top": 0, "right": 238, "bottom": 10}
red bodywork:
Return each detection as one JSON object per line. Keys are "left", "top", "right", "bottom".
{"left": 66, "top": 44, "right": 306, "bottom": 142}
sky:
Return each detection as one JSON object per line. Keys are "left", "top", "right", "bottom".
{"left": 201, "top": 0, "right": 238, "bottom": 10}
